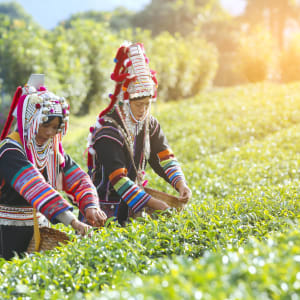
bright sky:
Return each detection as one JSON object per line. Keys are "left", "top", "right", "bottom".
{"left": 221, "top": 0, "right": 246, "bottom": 15}
{"left": 0, "top": 0, "right": 246, "bottom": 29}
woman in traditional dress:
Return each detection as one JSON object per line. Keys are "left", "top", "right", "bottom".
{"left": 85, "top": 42, "right": 191, "bottom": 225}
{"left": 0, "top": 74, "right": 107, "bottom": 260}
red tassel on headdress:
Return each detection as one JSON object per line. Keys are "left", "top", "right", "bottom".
{"left": 111, "top": 72, "right": 129, "bottom": 82}
{"left": 87, "top": 152, "right": 93, "bottom": 169}
{"left": 112, "top": 46, "right": 128, "bottom": 77}
{"left": 0, "top": 86, "right": 22, "bottom": 141}
{"left": 122, "top": 77, "right": 136, "bottom": 92}
{"left": 99, "top": 94, "right": 116, "bottom": 119}
{"left": 97, "top": 46, "right": 130, "bottom": 120}
{"left": 98, "top": 82, "right": 122, "bottom": 118}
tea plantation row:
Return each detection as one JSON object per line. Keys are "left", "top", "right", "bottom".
{"left": 0, "top": 82, "right": 299, "bottom": 299}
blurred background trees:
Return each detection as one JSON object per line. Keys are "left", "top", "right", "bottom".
{"left": 0, "top": 0, "right": 300, "bottom": 121}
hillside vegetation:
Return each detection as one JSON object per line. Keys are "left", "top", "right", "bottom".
{"left": 0, "top": 83, "right": 299, "bottom": 299}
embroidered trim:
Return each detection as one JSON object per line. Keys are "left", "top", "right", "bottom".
{"left": 95, "top": 135, "right": 124, "bottom": 147}
{"left": 0, "top": 205, "right": 48, "bottom": 227}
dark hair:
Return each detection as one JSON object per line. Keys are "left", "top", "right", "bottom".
{"left": 129, "top": 96, "right": 151, "bottom": 102}
{"left": 43, "top": 115, "right": 63, "bottom": 127}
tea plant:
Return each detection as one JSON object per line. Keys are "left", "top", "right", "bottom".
{"left": 0, "top": 82, "right": 299, "bottom": 299}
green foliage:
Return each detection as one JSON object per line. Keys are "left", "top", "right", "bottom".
{"left": 49, "top": 25, "right": 91, "bottom": 114}
{"left": 132, "top": 0, "right": 225, "bottom": 37}
{"left": 96, "top": 228, "right": 300, "bottom": 299}
{"left": 50, "top": 20, "right": 119, "bottom": 115}
{"left": 0, "top": 5, "right": 218, "bottom": 111}
{"left": 236, "top": 27, "right": 276, "bottom": 82}
{"left": 1, "top": 82, "right": 300, "bottom": 299}
{"left": 0, "top": 2, "right": 34, "bottom": 25}
{"left": 50, "top": 21, "right": 115, "bottom": 115}
{"left": 63, "top": 7, "right": 134, "bottom": 32}
{"left": 0, "top": 23, "right": 59, "bottom": 95}
{"left": 280, "top": 33, "right": 300, "bottom": 82}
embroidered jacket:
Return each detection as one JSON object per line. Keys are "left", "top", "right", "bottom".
{"left": 91, "top": 110, "right": 185, "bottom": 223}
{"left": 0, "top": 133, "right": 99, "bottom": 224}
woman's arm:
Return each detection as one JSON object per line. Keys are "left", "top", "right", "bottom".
{"left": 94, "top": 128, "right": 169, "bottom": 214}
{"left": 0, "top": 140, "right": 73, "bottom": 223}
{"left": 175, "top": 180, "right": 192, "bottom": 202}
{"left": 62, "top": 154, "right": 107, "bottom": 226}
{"left": 0, "top": 140, "right": 96, "bottom": 234}
{"left": 148, "top": 117, "right": 188, "bottom": 193}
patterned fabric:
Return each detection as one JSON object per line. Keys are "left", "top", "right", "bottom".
{"left": 157, "top": 149, "right": 185, "bottom": 188}
{"left": 11, "top": 164, "right": 70, "bottom": 222}
{"left": 0, "top": 135, "right": 99, "bottom": 225}
{"left": 86, "top": 42, "right": 158, "bottom": 172}
{"left": 16, "top": 82, "right": 69, "bottom": 189}
{"left": 0, "top": 205, "right": 48, "bottom": 226}
{"left": 126, "top": 43, "right": 156, "bottom": 100}
{"left": 109, "top": 168, "right": 151, "bottom": 213}
{"left": 91, "top": 110, "right": 185, "bottom": 223}
{"left": 63, "top": 164, "right": 99, "bottom": 215}
{"left": 0, "top": 74, "right": 99, "bottom": 259}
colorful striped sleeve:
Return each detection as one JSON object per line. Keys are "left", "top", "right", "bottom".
{"left": 63, "top": 156, "right": 99, "bottom": 215}
{"left": 11, "top": 164, "right": 72, "bottom": 223}
{"left": 157, "top": 149, "right": 186, "bottom": 188}
{"left": 0, "top": 140, "right": 73, "bottom": 223}
{"left": 109, "top": 168, "right": 151, "bottom": 213}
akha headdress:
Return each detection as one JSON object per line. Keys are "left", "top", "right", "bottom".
{"left": 87, "top": 42, "right": 158, "bottom": 171}
{"left": 0, "top": 74, "right": 70, "bottom": 187}
{"left": 97, "top": 42, "right": 158, "bottom": 119}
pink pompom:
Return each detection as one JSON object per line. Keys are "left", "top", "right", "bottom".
{"left": 89, "top": 126, "right": 95, "bottom": 133}
{"left": 99, "top": 118, "right": 105, "bottom": 125}
{"left": 38, "top": 86, "right": 47, "bottom": 91}
{"left": 35, "top": 103, "right": 41, "bottom": 109}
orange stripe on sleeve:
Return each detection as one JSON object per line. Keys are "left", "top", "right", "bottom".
{"left": 19, "top": 176, "right": 39, "bottom": 194}
{"left": 157, "top": 149, "right": 173, "bottom": 160}
{"left": 109, "top": 168, "right": 128, "bottom": 182}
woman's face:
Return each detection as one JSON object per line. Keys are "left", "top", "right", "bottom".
{"left": 129, "top": 96, "right": 151, "bottom": 121}
{"left": 35, "top": 117, "right": 60, "bottom": 146}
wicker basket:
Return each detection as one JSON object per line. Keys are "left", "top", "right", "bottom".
{"left": 27, "top": 209, "right": 69, "bottom": 253}
{"left": 144, "top": 187, "right": 186, "bottom": 211}
{"left": 27, "top": 227, "right": 69, "bottom": 253}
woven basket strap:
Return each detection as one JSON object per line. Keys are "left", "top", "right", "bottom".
{"left": 33, "top": 208, "right": 41, "bottom": 251}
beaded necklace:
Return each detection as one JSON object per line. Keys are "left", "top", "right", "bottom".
{"left": 30, "top": 139, "right": 52, "bottom": 171}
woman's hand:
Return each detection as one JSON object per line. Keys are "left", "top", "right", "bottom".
{"left": 175, "top": 180, "right": 192, "bottom": 203}
{"left": 85, "top": 207, "right": 107, "bottom": 227}
{"left": 146, "top": 197, "right": 170, "bottom": 211}
{"left": 70, "top": 219, "right": 91, "bottom": 236}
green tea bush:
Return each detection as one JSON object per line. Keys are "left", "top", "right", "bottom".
{"left": 96, "top": 227, "right": 300, "bottom": 299}
{"left": 1, "top": 82, "right": 299, "bottom": 299}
